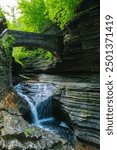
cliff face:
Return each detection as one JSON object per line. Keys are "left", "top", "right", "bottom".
{"left": 37, "top": 74, "right": 100, "bottom": 149}
{"left": 41, "top": 4, "right": 100, "bottom": 148}
{"left": 46, "top": 0, "right": 100, "bottom": 73}
{"left": 0, "top": 0, "right": 100, "bottom": 149}
{"left": 19, "top": 0, "right": 100, "bottom": 74}
{"left": 0, "top": 47, "right": 12, "bottom": 100}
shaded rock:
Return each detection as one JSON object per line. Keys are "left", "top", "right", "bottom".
{"left": 51, "top": 0, "right": 100, "bottom": 73}
{"left": 0, "top": 47, "right": 13, "bottom": 101}
{"left": 13, "top": 0, "right": 100, "bottom": 74}
{"left": 12, "top": 57, "right": 22, "bottom": 76}
{"left": 37, "top": 74, "right": 100, "bottom": 149}
{"left": 3, "top": 91, "right": 30, "bottom": 114}
{"left": 0, "top": 111, "right": 73, "bottom": 150}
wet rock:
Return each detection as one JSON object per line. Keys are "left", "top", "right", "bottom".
{"left": 3, "top": 91, "right": 30, "bottom": 116}
{"left": 0, "top": 111, "right": 73, "bottom": 150}
{"left": 37, "top": 74, "right": 100, "bottom": 149}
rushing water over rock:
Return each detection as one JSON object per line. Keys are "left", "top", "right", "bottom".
{"left": 15, "top": 83, "right": 55, "bottom": 124}
{"left": 15, "top": 82, "right": 74, "bottom": 145}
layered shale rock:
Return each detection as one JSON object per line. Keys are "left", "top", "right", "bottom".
{"left": 37, "top": 74, "right": 100, "bottom": 149}
{"left": 44, "top": 0, "right": 100, "bottom": 73}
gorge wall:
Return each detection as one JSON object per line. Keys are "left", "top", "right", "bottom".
{"left": 0, "top": 0, "right": 100, "bottom": 149}
{"left": 37, "top": 74, "right": 100, "bottom": 149}
{"left": 20, "top": 0, "right": 100, "bottom": 74}
{"left": 44, "top": 0, "right": 100, "bottom": 73}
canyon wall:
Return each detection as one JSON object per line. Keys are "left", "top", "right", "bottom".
{"left": 0, "top": 0, "right": 100, "bottom": 149}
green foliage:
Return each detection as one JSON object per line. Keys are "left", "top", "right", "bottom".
{"left": 7, "top": 19, "right": 21, "bottom": 31}
{"left": 0, "top": 34, "right": 15, "bottom": 62}
{"left": 12, "top": 47, "right": 53, "bottom": 65}
{"left": 0, "top": 7, "right": 3, "bottom": 17}
{"left": 1, "top": 34, "right": 15, "bottom": 49}
{"left": 44, "top": 0, "right": 83, "bottom": 29}
{"left": 1, "top": 0, "right": 82, "bottom": 64}
{"left": 17, "top": 0, "right": 51, "bottom": 32}
{"left": 17, "top": 0, "right": 82, "bottom": 31}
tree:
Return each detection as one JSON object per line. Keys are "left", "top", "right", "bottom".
{"left": 44, "top": 0, "right": 83, "bottom": 29}
{"left": 17, "top": 0, "right": 82, "bottom": 31}
{"left": 0, "top": 8, "right": 7, "bottom": 34}
{"left": 0, "top": 7, "right": 3, "bottom": 17}
{"left": 17, "top": 0, "right": 51, "bottom": 32}
{"left": 1, "top": 0, "right": 82, "bottom": 63}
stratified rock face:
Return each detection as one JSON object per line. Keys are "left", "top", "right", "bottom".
{"left": 46, "top": 0, "right": 100, "bottom": 73}
{"left": 0, "top": 111, "right": 72, "bottom": 150}
{"left": 60, "top": 80, "right": 100, "bottom": 147}
{"left": 0, "top": 47, "right": 12, "bottom": 101}
{"left": 0, "top": 16, "right": 12, "bottom": 101}
{"left": 0, "top": 1, "right": 100, "bottom": 150}
{"left": 37, "top": 74, "right": 100, "bottom": 149}
{"left": 62, "top": 0, "right": 99, "bottom": 72}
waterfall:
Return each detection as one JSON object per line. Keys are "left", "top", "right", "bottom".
{"left": 15, "top": 84, "right": 39, "bottom": 124}
{"left": 15, "top": 81, "right": 74, "bottom": 145}
{"left": 15, "top": 82, "right": 55, "bottom": 126}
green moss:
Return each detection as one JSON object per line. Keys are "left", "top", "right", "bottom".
{"left": 24, "top": 128, "right": 36, "bottom": 137}
{"left": 1, "top": 34, "right": 15, "bottom": 49}
{"left": 0, "top": 34, "right": 15, "bottom": 62}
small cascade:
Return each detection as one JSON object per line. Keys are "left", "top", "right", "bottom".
{"left": 15, "top": 84, "right": 38, "bottom": 124}
{"left": 15, "top": 82, "right": 56, "bottom": 126}
{"left": 15, "top": 81, "right": 75, "bottom": 145}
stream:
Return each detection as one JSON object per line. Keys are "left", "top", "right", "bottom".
{"left": 15, "top": 81, "right": 75, "bottom": 145}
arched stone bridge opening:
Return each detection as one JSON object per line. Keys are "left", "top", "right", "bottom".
{"left": 0, "top": 26, "right": 63, "bottom": 99}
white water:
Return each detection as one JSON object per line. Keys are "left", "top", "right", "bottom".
{"left": 15, "top": 88, "right": 39, "bottom": 124}
{"left": 15, "top": 83, "right": 55, "bottom": 125}
{"left": 14, "top": 82, "right": 74, "bottom": 145}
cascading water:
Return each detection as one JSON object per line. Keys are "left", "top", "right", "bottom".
{"left": 15, "top": 82, "right": 56, "bottom": 126}
{"left": 15, "top": 89, "right": 39, "bottom": 124}
{"left": 15, "top": 81, "right": 75, "bottom": 145}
